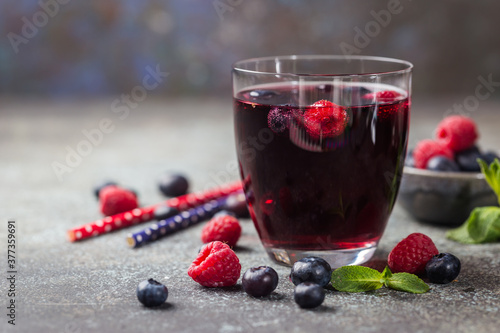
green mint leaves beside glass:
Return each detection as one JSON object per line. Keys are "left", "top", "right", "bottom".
{"left": 447, "top": 159, "right": 500, "bottom": 244}
{"left": 330, "top": 266, "right": 429, "bottom": 294}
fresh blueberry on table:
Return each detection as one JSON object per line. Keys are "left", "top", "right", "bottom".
{"left": 158, "top": 173, "right": 189, "bottom": 197}
{"left": 153, "top": 205, "right": 180, "bottom": 220}
{"left": 290, "top": 257, "right": 332, "bottom": 287}
{"left": 93, "top": 180, "right": 118, "bottom": 198}
{"left": 136, "top": 279, "right": 168, "bottom": 307}
{"left": 425, "top": 253, "right": 461, "bottom": 284}
{"left": 455, "top": 146, "right": 482, "bottom": 172}
{"left": 242, "top": 266, "right": 279, "bottom": 297}
{"left": 426, "top": 156, "right": 460, "bottom": 172}
{"left": 223, "top": 193, "right": 250, "bottom": 218}
{"left": 294, "top": 282, "right": 325, "bottom": 309}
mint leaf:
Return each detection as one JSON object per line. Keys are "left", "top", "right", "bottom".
{"left": 447, "top": 159, "right": 500, "bottom": 245}
{"left": 478, "top": 158, "right": 500, "bottom": 206}
{"left": 385, "top": 273, "right": 430, "bottom": 294}
{"left": 447, "top": 207, "right": 500, "bottom": 244}
{"left": 330, "top": 266, "right": 383, "bottom": 292}
{"left": 381, "top": 266, "right": 393, "bottom": 280}
{"left": 446, "top": 220, "right": 476, "bottom": 244}
{"left": 467, "top": 207, "right": 500, "bottom": 242}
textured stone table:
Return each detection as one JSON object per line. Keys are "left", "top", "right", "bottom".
{"left": 1, "top": 97, "right": 499, "bottom": 333}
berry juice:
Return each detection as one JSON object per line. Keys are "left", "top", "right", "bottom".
{"left": 234, "top": 82, "right": 409, "bottom": 255}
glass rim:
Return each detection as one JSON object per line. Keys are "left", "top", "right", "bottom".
{"left": 232, "top": 55, "right": 413, "bottom": 77}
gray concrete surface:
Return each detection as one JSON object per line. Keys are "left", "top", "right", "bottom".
{"left": 0, "top": 98, "right": 499, "bottom": 333}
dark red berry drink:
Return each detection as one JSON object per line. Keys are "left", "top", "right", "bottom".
{"left": 233, "top": 56, "right": 412, "bottom": 267}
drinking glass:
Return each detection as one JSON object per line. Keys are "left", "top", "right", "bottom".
{"left": 232, "top": 55, "right": 412, "bottom": 267}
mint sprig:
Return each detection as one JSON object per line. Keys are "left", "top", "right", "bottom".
{"left": 447, "top": 207, "right": 500, "bottom": 244}
{"left": 447, "top": 158, "right": 500, "bottom": 244}
{"left": 331, "top": 266, "right": 429, "bottom": 294}
{"left": 478, "top": 158, "right": 500, "bottom": 206}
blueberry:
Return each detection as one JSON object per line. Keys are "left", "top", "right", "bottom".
{"left": 223, "top": 193, "right": 250, "bottom": 218}
{"left": 290, "top": 257, "right": 332, "bottom": 287}
{"left": 426, "top": 156, "right": 460, "bottom": 172}
{"left": 213, "top": 210, "right": 237, "bottom": 218}
{"left": 342, "top": 85, "right": 371, "bottom": 96}
{"left": 425, "top": 253, "right": 461, "bottom": 284}
{"left": 294, "top": 282, "right": 325, "bottom": 309}
{"left": 481, "top": 151, "right": 500, "bottom": 165}
{"left": 153, "top": 205, "right": 179, "bottom": 220}
{"left": 317, "top": 84, "right": 333, "bottom": 93}
{"left": 242, "top": 266, "right": 279, "bottom": 297}
{"left": 405, "top": 149, "right": 415, "bottom": 167}
{"left": 248, "top": 89, "right": 278, "bottom": 100}
{"left": 455, "top": 146, "right": 482, "bottom": 172}
{"left": 158, "top": 173, "right": 189, "bottom": 197}
{"left": 93, "top": 180, "right": 118, "bottom": 199}
{"left": 136, "top": 279, "right": 168, "bottom": 307}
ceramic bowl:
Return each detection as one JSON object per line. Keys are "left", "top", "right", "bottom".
{"left": 397, "top": 166, "right": 498, "bottom": 225}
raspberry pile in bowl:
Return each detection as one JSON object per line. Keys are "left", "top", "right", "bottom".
{"left": 406, "top": 115, "right": 498, "bottom": 172}
{"left": 399, "top": 115, "right": 499, "bottom": 225}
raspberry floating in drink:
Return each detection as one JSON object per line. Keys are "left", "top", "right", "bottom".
{"left": 363, "top": 90, "right": 402, "bottom": 103}
{"left": 302, "top": 100, "right": 348, "bottom": 139}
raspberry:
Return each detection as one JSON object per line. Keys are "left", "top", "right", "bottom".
{"left": 388, "top": 233, "right": 439, "bottom": 275}
{"left": 99, "top": 186, "right": 138, "bottom": 216}
{"left": 302, "top": 100, "right": 348, "bottom": 139}
{"left": 435, "top": 116, "right": 478, "bottom": 152}
{"left": 413, "top": 139, "right": 454, "bottom": 169}
{"left": 201, "top": 215, "right": 242, "bottom": 247}
{"left": 188, "top": 241, "right": 241, "bottom": 287}
{"left": 363, "top": 90, "right": 402, "bottom": 102}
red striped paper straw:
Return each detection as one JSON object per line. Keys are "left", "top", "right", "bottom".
{"left": 67, "top": 181, "right": 243, "bottom": 242}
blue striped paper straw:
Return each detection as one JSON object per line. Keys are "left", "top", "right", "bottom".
{"left": 126, "top": 199, "right": 224, "bottom": 248}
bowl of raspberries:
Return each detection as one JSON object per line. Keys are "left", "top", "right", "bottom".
{"left": 399, "top": 115, "right": 499, "bottom": 225}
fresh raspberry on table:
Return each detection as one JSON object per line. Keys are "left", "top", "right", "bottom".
{"left": 99, "top": 185, "right": 139, "bottom": 216}
{"left": 388, "top": 233, "right": 439, "bottom": 275}
{"left": 413, "top": 139, "right": 454, "bottom": 169}
{"left": 201, "top": 215, "right": 242, "bottom": 248}
{"left": 363, "top": 90, "right": 402, "bottom": 102}
{"left": 435, "top": 115, "right": 478, "bottom": 152}
{"left": 188, "top": 241, "right": 241, "bottom": 287}
{"left": 302, "top": 100, "right": 348, "bottom": 139}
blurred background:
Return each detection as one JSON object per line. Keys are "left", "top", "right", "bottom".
{"left": 1, "top": 0, "right": 500, "bottom": 99}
